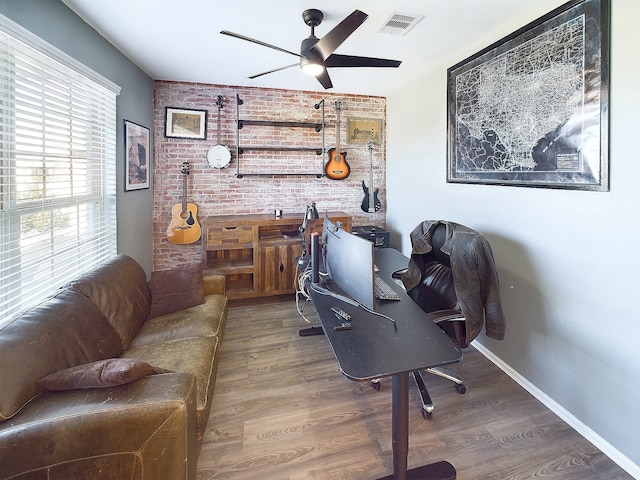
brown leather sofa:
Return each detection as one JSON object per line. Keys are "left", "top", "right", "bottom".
{"left": 0, "top": 255, "right": 228, "bottom": 480}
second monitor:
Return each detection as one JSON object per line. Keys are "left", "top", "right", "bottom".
{"left": 322, "top": 216, "right": 376, "bottom": 310}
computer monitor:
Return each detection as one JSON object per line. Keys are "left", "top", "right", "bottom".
{"left": 322, "top": 215, "right": 375, "bottom": 310}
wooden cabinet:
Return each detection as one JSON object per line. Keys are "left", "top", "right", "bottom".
{"left": 256, "top": 243, "right": 301, "bottom": 294}
{"left": 202, "top": 212, "right": 351, "bottom": 299}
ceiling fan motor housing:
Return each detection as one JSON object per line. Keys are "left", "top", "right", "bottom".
{"left": 300, "top": 35, "right": 324, "bottom": 75}
{"left": 302, "top": 9, "right": 324, "bottom": 28}
{"left": 300, "top": 36, "right": 321, "bottom": 59}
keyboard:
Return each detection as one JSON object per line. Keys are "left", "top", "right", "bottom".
{"left": 375, "top": 273, "right": 401, "bottom": 301}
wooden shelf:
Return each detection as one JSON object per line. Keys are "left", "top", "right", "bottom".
{"left": 224, "top": 276, "right": 255, "bottom": 298}
{"left": 259, "top": 236, "right": 301, "bottom": 248}
{"left": 205, "top": 242, "right": 253, "bottom": 250}
{"left": 204, "top": 257, "right": 253, "bottom": 274}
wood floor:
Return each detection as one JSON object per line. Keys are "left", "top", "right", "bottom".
{"left": 197, "top": 296, "right": 632, "bottom": 480}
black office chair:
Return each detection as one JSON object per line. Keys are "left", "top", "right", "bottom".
{"left": 399, "top": 220, "right": 506, "bottom": 418}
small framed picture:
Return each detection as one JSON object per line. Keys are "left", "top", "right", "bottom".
{"left": 164, "top": 107, "right": 207, "bottom": 139}
{"left": 124, "top": 120, "right": 150, "bottom": 191}
{"left": 347, "top": 117, "right": 382, "bottom": 145}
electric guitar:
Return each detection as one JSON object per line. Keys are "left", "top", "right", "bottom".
{"left": 361, "top": 140, "right": 381, "bottom": 213}
{"left": 167, "top": 162, "right": 202, "bottom": 244}
{"left": 324, "top": 101, "right": 350, "bottom": 180}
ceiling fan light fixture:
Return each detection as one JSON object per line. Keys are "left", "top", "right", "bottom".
{"left": 300, "top": 57, "right": 324, "bottom": 76}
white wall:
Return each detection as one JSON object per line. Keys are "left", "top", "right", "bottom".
{"left": 386, "top": 0, "right": 640, "bottom": 474}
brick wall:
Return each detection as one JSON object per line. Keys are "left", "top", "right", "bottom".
{"left": 153, "top": 81, "right": 387, "bottom": 270}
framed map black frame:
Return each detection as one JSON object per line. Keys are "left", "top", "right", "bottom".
{"left": 447, "top": 0, "right": 610, "bottom": 191}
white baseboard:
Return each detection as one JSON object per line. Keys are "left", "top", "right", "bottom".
{"left": 472, "top": 341, "right": 640, "bottom": 479}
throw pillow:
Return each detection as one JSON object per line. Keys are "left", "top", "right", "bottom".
{"left": 148, "top": 263, "right": 205, "bottom": 319}
{"left": 38, "top": 358, "right": 171, "bottom": 391}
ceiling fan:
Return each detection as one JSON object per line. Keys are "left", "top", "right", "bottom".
{"left": 220, "top": 9, "right": 402, "bottom": 90}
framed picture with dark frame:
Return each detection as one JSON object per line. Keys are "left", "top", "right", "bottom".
{"left": 124, "top": 120, "right": 150, "bottom": 191}
{"left": 347, "top": 117, "right": 382, "bottom": 145}
{"left": 164, "top": 107, "right": 207, "bottom": 140}
{"left": 447, "top": 0, "right": 610, "bottom": 191}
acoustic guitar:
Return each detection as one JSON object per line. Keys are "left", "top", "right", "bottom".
{"left": 324, "top": 101, "right": 350, "bottom": 180}
{"left": 361, "top": 140, "right": 381, "bottom": 213}
{"left": 167, "top": 162, "right": 202, "bottom": 244}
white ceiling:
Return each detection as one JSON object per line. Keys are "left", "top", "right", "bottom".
{"left": 61, "top": 0, "right": 567, "bottom": 97}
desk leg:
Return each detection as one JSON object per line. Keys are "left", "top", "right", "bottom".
{"left": 392, "top": 372, "right": 409, "bottom": 479}
{"left": 377, "top": 371, "right": 457, "bottom": 480}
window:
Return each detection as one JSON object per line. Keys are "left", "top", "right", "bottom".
{"left": 0, "top": 15, "right": 120, "bottom": 328}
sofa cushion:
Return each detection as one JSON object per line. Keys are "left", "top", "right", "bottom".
{"left": 38, "top": 358, "right": 171, "bottom": 391}
{"left": 148, "top": 263, "right": 205, "bottom": 319}
{"left": 130, "top": 294, "right": 227, "bottom": 348}
{"left": 0, "top": 288, "right": 123, "bottom": 422}
{"left": 121, "top": 336, "right": 219, "bottom": 439}
{"left": 73, "top": 254, "right": 151, "bottom": 349}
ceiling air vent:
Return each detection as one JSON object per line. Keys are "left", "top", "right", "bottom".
{"left": 378, "top": 12, "right": 424, "bottom": 36}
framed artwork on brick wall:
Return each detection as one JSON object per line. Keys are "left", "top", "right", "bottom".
{"left": 124, "top": 120, "right": 150, "bottom": 191}
{"left": 447, "top": 0, "right": 610, "bottom": 191}
{"left": 347, "top": 117, "right": 382, "bottom": 145}
{"left": 164, "top": 107, "right": 207, "bottom": 139}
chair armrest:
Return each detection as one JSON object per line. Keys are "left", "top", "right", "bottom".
{"left": 427, "top": 309, "right": 469, "bottom": 347}
{"left": 427, "top": 309, "right": 465, "bottom": 323}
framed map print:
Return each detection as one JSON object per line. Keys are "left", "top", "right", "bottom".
{"left": 447, "top": 0, "right": 610, "bottom": 191}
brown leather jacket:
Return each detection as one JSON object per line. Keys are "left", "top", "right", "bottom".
{"left": 402, "top": 220, "right": 506, "bottom": 342}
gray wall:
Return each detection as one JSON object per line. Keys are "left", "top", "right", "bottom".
{"left": 386, "top": 0, "right": 639, "bottom": 475}
{"left": 0, "top": 0, "right": 155, "bottom": 274}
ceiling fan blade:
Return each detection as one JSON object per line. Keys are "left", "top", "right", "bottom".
{"left": 316, "top": 70, "right": 333, "bottom": 90}
{"left": 311, "top": 10, "right": 368, "bottom": 60}
{"left": 325, "top": 54, "right": 402, "bottom": 69}
{"left": 220, "top": 30, "right": 301, "bottom": 58}
{"left": 248, "top": 63, "right": 298, "bottom": 79}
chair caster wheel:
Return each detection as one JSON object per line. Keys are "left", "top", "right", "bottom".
{"left": 422, "top": 408, "right": 433, "bottom": 419}
{"left": 370, "top": 380, "right": 381, "bottom": 391}
{"left": 455, "top": 383, "right": 466, "bottom": 394}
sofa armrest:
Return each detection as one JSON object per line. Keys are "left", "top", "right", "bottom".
{"left": 0, "top": 373, "right": 198, "bottom": 480}
{"left": 203, "top": 273, "right": 225, "bottom": 296}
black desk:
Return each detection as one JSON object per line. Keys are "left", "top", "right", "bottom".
{"left": 308, "top": 248, "right": 462, "bottom": 480}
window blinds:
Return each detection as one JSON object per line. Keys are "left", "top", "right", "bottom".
{"left": 0, "top": 16, "right": 119, "bottom": 328}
